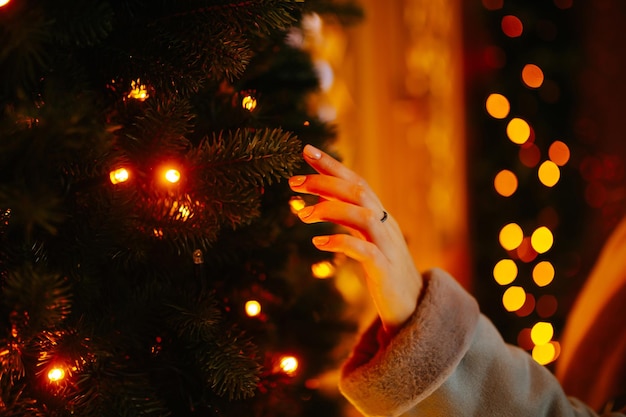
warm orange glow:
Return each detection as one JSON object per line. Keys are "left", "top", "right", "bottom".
{"left": 242, "top": 95, "right": 257, "bottom": 111}
{"left": 531, "top": 226, "right": 553, "bottom": 254}
{"left": 110, "top": 168, "right": 130, "bottom": 184}
{"left": 245, "top": 300, "right": 261, "bottom": 317}
{"left": 279, "top": 355, "right": 299, "bottom": 376}
{"left": 164, "top": 169, "right": 181, "bottom": 184}
{"left": 311, "top": 260, "right": 335, "bottom": 279}
{"left": 522, "top": 64, "right": 544, "bottom": 88}
{"left": 0, "top": 0, "right": 11, "bottom": 7}
{"left": 127, "top": 79, "right": 149, "bottom": 101}
{"left": 494, "top": 169, "right": 518, "bottom": 197}
{"left": 499, "top": 223, "right": 524, "bottom": 251}
{"left": 493, "top": 259, "right": 517, "bottom": 285}
{"left": 538, "top": 161, "right": 560, "bottom": 187}
{"left": 506, "top": 118, "right": 531, "bottom": 145}
{"left": 501, "top": 15, "right": 523, "bottom": 38}
{"left": 48, "top": 367, "right": 66, "bottom": 382}
{"left": 485, "top": 93, "right": 510, "bottom": 119}
{"left": 502, "top": 286, "right": 526, "bottom": 312}
{"left": 533, "top": 261, "right": 555, "bottom": 287}
{"left": 548, "top": 141, "right": 570, "bottom": 166}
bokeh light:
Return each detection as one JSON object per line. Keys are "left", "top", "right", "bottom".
{"left": 531, "top": 226, "right": 553, "bottom": 254}
{"left": 548, "top": 140, "right": 570, "bottom": 166}
{"left": 485, "top": 93, "right": 510, "bottom": 119}
{"left": 533, "top": 261, "right": 555, "bottom": 287}
{"left": 493, "top": 259, "right": 518, "bottom": 285}
{"left": 514, "top": 293, "right": 536, "bottom": 317}
{"left": 530, "top": 321, "right": 554, "bottom": 345}
{"left": 0, "top": 0, "right": 10, "bottom": 7}
{"left": 502, "top": 286, "right": 526, "bottom": 312}
{"left": 289, "top": 196, "right": 306, "bottom": 214}
{"left": 311, "top": 260, "right": 335, "bottom": 279}
{"left": 507, "top": 118, "right": 531, "bottom": 145}
{"left": 532, "top": 342, "right": 559, "bottom": 365}
{"left": 501, "top": 15, "right": 523, "bottom": 38}
{"left": 499, "top": 223, "right": 524, "bottom": 251}
{"left": 516, "top": 236, "right": 538, "bottom": 263}
{"left": 522, "top": 64, "right": 544, "bottom": 88}
{"left": 538, "top": 160, "right": 560, "bottom": 187}
{"left": 494, "top": 169, "right": 518, "bottom": 197}
{"left": 245, "top": 300, "right": 261, "bottom": 317}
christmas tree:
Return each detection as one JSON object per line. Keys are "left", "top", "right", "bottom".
{"left": 0, "top": 0, "right": 361, "bottom": 415}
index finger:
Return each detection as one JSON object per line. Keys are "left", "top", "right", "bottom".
{"left": 303, "top": 144, "right": 362, "bottom": 183}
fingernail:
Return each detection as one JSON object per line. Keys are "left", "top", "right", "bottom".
{"left": 298, "top": 206, "right": 314, "bottom": 219}
{"left": 289, "top": 175, "right": 306, "bottom": 187}
{"left": 303, "top": 144, "right": 322, "bottom": 160}
{"left": 312, "top": 236, "right": 330, "bottom": 246}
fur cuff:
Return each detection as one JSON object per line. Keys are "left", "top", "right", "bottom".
{"left": 339, "top": 268, "right": 480, "bottom": 417}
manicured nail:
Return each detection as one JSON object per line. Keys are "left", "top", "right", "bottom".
{"left": 303, "top": 144, "right": 322, "bottom": 160}
{"left": 312, "top": 236, "right": 330, "bottom": 246}
{"left": 298, "top": 206, "right": 314, "bottom": 219}
{"left": 289, "top": 175, "right": 306, "bottom": 187}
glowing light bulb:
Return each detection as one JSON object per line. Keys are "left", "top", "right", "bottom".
{"left": 289, "top": 196, "right": 306, "bottom": 214}
{"left": 48, "top": 367, "right": 65, "bottom": 382}
{"left": 242, "top": 95, "right": 257, "bottom": 111}
{"left": 499, "top": 223, "right": 524, "bottom": 251}
{"left": 311, "top": 260, "right": 335, "bottom": 279}
{"left": 502, "top": 286, "right": 526, "bottom": 312}
{"left": 164, "top": 169, "right": 181, "bottom": 184}
{"left": 127, "top": 79, "right": 149, "bottom": 101}
{"left": 245, "top": 300, "right": 261, "bottom": 317}
{"left": 493, "top": 259, "right": 517, "bottom": 286}
{"left": 531, "top": 226, "right": 553, "bottom": 254}
{"left": 530, "top": 321, "right": 554, "bottom": 345}
{"left": 110, "top": 168, "right": 130, "bottom": 184}
{"left": 485, "top": 93, "right": 510, "bottom": 119}
{"left": 279, "top": 355, "right": 298, "bottom": 376}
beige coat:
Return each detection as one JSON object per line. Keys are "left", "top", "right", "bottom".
{"left": 339, "top": 269, "right": 625, "bottom": 417}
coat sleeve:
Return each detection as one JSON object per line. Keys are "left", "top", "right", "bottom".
{"left": 338, "top": 268, "right": 625, "bottom": 417}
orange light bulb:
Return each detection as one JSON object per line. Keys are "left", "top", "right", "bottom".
{"left": 110, "top": 168, "right": 130, "bottom": 184}
{"left": 164, "top": 169, "right": 181, "bottom": 184}
{"left": 48, "top": 367, "right": 65, "bottom": 382}
{"left": 279, "top": 355, "right": 298, "bottom": 376}
{"left": 242, "top": 95, "right": 257, "bottom": 111}
{"left": 245, "top": 300, "right": 262, "bottom": 317}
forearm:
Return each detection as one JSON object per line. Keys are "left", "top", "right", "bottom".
{"left": 339, "top": 269, "right": 621, "bottom": 417}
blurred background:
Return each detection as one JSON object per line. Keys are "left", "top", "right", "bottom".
{"left": 306, "top": 0, "right": 626, "bottom": 390}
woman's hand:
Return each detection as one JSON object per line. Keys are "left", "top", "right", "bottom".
{"left": 289, "top": 144, "right": 423, "bottom": 334}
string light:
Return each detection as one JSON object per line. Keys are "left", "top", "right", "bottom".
{"left": 499, "top": 223, "right": 524, "bottom": 251}
{"left": 485, "top": 93, "right": 510, "bottom": 119}
{"left": 47, "top": 366, "right": 66, "bottom": 383}
{"left": 521, "top": 64, "right": 544, "bottom": 89}
{"left": 242, "top": 95, "right": 257, "bottom": 111}
{"left": 245, "top": 300, "right": 262, "bottom": 317}
{"left": 278, "top": 355, "right": 298, "bottom": 376}
{"left": 161, "top": 168, "right": 181, "bottom": 184}
{"left": 289, "top": 196, "right": 306, "bottom": 214}
{"left": 493, "top": 259, "right": 518, "bottom": 285}
{"left": 502, "top": 286, "right": 526, "bottom": 312}
{"left": 311, "top": 260, "right": 335, "bottom": 279}
{"left": 506, "top": 118, "right": 531, "bottom": 145}
{"left": 109, "top": 168, "right": 130, "bottom": 184}
{"left": 127, "top": 79, "right": 149, "bottom": 101}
